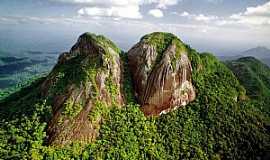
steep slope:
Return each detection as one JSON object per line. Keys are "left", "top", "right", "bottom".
{"left": 0, "top": 32, "right": 269, "bottom": 160}
{"left": 90, "top": 46, "right": 269, "bottom": 160}
{"left": 128, "top": 32, "right": 195, "bottom": 116}
{"left": 41, "top": 33, "right": 124, "bottom": 145}
{"left": 226, "top": 57, "right": 270, "bottom": 115}
{"left": 226, "top": 57, "right": 270, "bottom": 98}
{"left": 0, "top": 33, "right": 124, "bottom": 146}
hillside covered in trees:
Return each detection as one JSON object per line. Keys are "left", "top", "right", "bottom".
{"left": 0, "top": 32, "right": 269, "bottom": 160}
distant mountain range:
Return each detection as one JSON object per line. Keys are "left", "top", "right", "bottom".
{"left": 0, "top": 50, "right": 58, "bottom": 89}
{"left": 242, "top": 46, "right": 270, "bottom": 58}
{"left": 219, "top": 46, "right": 270, "bottom": 66}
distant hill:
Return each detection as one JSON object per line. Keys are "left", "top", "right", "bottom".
{"left": 242, "top": 46, "right": 270, "bottom": 59}
{"left": 226, "top": 56, "right": 270, "bottom": 115}
{"left": 219, "top": 46, "right": 270, "bottom": 66}
{"left": 226, "top": 57, "right": 270, "bottom": 98}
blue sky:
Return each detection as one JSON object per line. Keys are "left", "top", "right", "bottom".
{"left": 0, "top": 0, "right": 269, "bottom": 55}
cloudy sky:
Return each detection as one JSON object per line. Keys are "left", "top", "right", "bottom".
{"left": 0, "top": 0, "right": 269, "bottom": 55}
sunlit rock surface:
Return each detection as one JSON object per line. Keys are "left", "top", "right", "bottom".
{"left": 127, "top": 32, "right": 195, "bottom": 116}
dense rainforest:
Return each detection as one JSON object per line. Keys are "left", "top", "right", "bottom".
{"left": 0, "top": 32, "right": 269, "bottom": 160}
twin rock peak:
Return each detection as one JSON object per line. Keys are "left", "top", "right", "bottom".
{"left": 41, "top": 32, "right": 196, "bottom": 145}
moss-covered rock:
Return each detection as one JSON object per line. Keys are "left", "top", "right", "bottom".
{"left": 128, "top": 32, "right": 195, "bottom": 116}
{"left": 40, "top": 33, "right": 124, "bottom": 146}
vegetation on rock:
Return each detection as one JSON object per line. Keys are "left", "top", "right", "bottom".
{"left": 128, "top": 32, "right": 195, "bottom": 115}
{"left": 0, "top": 32, "right": 269, "bottom": 159}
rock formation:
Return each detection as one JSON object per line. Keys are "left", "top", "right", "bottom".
{"left": 127, "top": 32, "right": 196, "bottom": 116}
{"left": 34, "top": 32, "right": 196, "bottom": 145}
{"left": 40, "top": 33, "right": 123, "bottom": 145}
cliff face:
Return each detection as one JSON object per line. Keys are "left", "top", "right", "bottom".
{"left": 127, "top": 32, "right": 195, "bottom": 116}
{"left": 40, "top": 33, "right": 123, "bottom": 145}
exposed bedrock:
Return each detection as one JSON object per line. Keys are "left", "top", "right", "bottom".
{"left": 127, "top": 32, "right": 196, "bottom": 116}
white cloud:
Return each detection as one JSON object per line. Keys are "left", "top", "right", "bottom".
{"left": 52, "top": 0, "right": 180, "bottom": 8}
{"left": 229, "top": 1, "right": 270, "bottom": 26}
{"left": 52, "top": 0, "right": 144, "bottom": 19}
{"left": 155, "top": 0, "right": 179, "bottom": 9}
{"left": 52, "top": 0, "right": 180, "bottom": 19}
{"left": 194, "top": 14, "right": 218, "bottom": 22}
{"left": 78, "top": 5, "right": 142, "bottom": 19}
{"left": 244, "top": 2, "right": 270, "bottom": 17}
{"left": 180, "top": 11, "right": 189, "bottom": 17}
{"left": 176, "top": 2, "right": 270, "bottom": 27}
{"left": 148, "top": 9, "right": 164, "bottom": 18}
{"left": 2, "top": 14, "right": 270, "bottom": 52}
{"left": 177, "top": 11, "right": 218, "bottom": 22}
